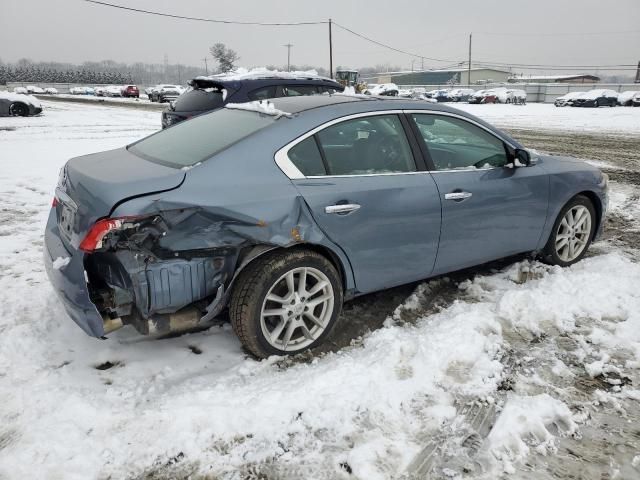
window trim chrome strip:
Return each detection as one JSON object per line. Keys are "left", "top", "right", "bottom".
{"left": 273, "top": 109, "right": 517, "bottom": 180}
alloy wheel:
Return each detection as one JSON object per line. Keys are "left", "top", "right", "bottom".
{"left": 555, "top": 205, "right": 592, "bottom": 262}
{"left": 260, "top": 267, "right": 335, "bottom": 352}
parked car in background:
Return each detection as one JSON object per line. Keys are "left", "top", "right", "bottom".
{"left": 121, "top": 85, "right": 140, "bottom": 98}
{"left": 0, "top": 91, "right": 43, "bottom": 117}
{"left": 570, "top": 89, "right": 618, "bottom": 107}
{"left": 13, "top": 86, "right": 28, "bottom": 94}
{"left": 162, "top": 69, "right": 343, "bottom": 128}
{"left": 365, "top": 83, "right": 399, "bottom": 96}
{"left": 26, "top": 85, "right": 45, "bottom": 94}
{"left": 45, "top": 95, "right": 608, "bottom": 358}
{"left": 44, "top": 87, "right": 58, "bottom": 94}
{"left": 122, "top": 85, "right": 139, "bottom": 98}
{"left": 554, "top": 92, "right": 584, "bottom": 107}
{"left": 507, "top": 89, "right": 527, "bottom": 105}
{"left": 632, "top": 93, "right": 640, "bottom": 107}
{"left": 149, "top": 84, "right": 184, "bottom": 103}
{"left": 105, "top": 85, "right": 122, "bottom": 97}
{"left": 448, "top": 88, "right": 475, "bottom": 102}
{"left": 469, "top": 89, "right": 501, "bottom": 104}
{"left": 94, "top": 86, "right": 106, "bottom": 97}
{"left": 70, "top": 86, "right": 95, "bottom": 95}
{"left": 618, "top": 90, "right": 640, "bottom": 106}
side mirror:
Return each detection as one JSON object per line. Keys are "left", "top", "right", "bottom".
{"left": 513, "top": 148, "right": 531, "bottom": 167}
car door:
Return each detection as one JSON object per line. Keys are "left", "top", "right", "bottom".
{"left": 276, "top": 112, "right": 442, "bottom": 294}
{"left": 408, "top": 112, "right": 549, "bottom": 274}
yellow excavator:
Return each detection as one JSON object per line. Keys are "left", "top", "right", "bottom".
{"left": 335, "top": 70, "right": 367, "bottom": 93}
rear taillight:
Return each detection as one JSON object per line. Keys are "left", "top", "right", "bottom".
{"left": 52, "top": 197, "right": 59, "bottom": 208}
{"left": 79, "top": 217, "right": 141, "bottom": 252}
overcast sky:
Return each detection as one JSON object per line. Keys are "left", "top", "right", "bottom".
{"left": 1, "top": 0, "right": 639, "bottom": 75}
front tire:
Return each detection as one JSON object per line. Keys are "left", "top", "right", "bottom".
{"left": 230, "top": 249, "right": 343, "bottom": 358}
{"left": 542, "top": 195, "right": 596, "bottom": 267}
{"left": 9, "top": 102, "right": 29, "bottom": 117}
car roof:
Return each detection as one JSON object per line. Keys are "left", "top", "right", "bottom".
{"left": 266, "top": 94, "right": 470, "bottom": 115}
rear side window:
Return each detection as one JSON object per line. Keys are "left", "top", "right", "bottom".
{"left": 248, "top": 86, "right": 277, "bottom": 101}
{"left": 310, "top": 115, "right": 416, "bottom": 175}
{"left": 288, "top": 137, "right": 326, "bottom": 176}
{"left": 172, "top": 89, "right": 224, "bottom": 112}
{"left": 282, "top": 85, "right": 318, "bottom": 97}
{"left": 129, "top": 109, "right": 275, "bottom": 167}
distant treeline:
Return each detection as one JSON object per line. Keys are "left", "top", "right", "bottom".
{"left": 0, "top": 58, "right": 409, "bottom": 86}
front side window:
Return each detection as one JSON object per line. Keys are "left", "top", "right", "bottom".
{"left": 314, "top": 115, "right": 415, "bottom": 175}
{"left": 411, "top": 114, "right": 508, "bottom": 170}
{"left": 129, "top": 109, "right": 276, "bottom": 167}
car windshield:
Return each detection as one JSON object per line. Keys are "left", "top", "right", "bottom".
{"left": 128, "top": 109, "right": 276, "bottom": 168}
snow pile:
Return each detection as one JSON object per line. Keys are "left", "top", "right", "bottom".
{"left": 488, "top": 394, "right": 577, "bottom": 473}
{"left": 199, "top": 67, "right": 333, "bottom": 83}
{"left": 226, "top": 100, "right": 292, "bottom": 118}
{"left": 0, "top": 91, "right": 41, "bottom": 108}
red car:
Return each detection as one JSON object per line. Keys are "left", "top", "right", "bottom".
{"left": 121, "top": 85, "right": 139, "bottom": 98}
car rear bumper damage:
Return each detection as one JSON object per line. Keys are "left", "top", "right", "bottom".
{"left": 44, "top": 207, "right": 236, "bottom": 338}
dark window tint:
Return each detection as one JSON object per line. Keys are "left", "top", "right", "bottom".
{"left": 318, "top": 86, "right": 340, "bottom": 94}
{"left": 315, "top": 115, "right": 415, "bottom": 175}
{"left": 172, "top": 89, "right": 224, "bottom": 112}
{"left": 282, "top": 85, "right": 318, "bottom": 97}
{"left": 129, "top": 108, "right": 275, "bottom": 168}
{"left": 411, "top": 114, "right": 508, "bottom": 170}
{"left": 248, "top": 85, "right": 277, "bottom": 101}
{"left": 288, "top": 137, "right": 326, "bottom": 176}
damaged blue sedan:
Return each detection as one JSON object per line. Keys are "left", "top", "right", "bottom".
{"left": 44, "top": 95, "right": 608, "bottom": 358}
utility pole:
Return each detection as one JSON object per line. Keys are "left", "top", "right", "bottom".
{"left": 635, "top": 60, "right": 640, "bottom": 83}
{"left": 203, "top": 57, "right": 208, "bottom": 75}
{"left": 467, "top": 33, "right": 472, "bottom": 86}
{"left": 283, "top": 43, "right": 293, "bottom": 72}
{"left": 329, "top": 18, "right": 333, "bottom": 78}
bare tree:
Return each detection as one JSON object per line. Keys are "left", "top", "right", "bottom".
{"left": 210, "top": 43, "right": 239, "bottom": 73}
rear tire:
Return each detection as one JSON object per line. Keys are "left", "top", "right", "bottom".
{"left": 229, "top": 249, "right": 343, "bottom": 358}
{"left": 542, "top": 195, "right": 596, "bottom": 267}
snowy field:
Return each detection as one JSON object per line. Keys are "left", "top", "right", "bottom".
{"left": 1, "top": 101, "right": 640, "bottom": 479}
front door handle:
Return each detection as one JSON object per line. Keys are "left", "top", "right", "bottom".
{"left": 325, "top": 203, "right": 361, "bottom": 215}
{"left": 444, "top": 191, "right": 472, "bottom": 201}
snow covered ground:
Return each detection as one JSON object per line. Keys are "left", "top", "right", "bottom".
{"left": 1, "top": 101, "right": 640, "bottom": 479}
{"left": 454, "top": 102, "right": 640, "bottom": 136}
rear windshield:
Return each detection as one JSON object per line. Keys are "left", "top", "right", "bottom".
{"left": 129, "top": 109, "right": 275, "bottom": 168}
{"left": 172, "top": 89, "right": 224, "bottom": 112}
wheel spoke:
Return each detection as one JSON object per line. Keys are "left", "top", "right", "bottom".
{"left": 263, "top": 308, "right": 288, "bottom": 318}
{"left": 556, "top": 237, "right": 569, "bottom": 250}
{"left": 575, "top": 210, "right": 589, "bottom": 229}
{"left": 299, "top": 324, "right": 314, "bottom": 340}
{"left": 282, "top": 320, "right": 297, "bottom": 350}
{"left": 568, "top": 240, "right": 576, "bottom": 259}
{"left": 560, "top": 217, "right": 570, "bottom": 231}
{"left": 298, "top": 268, "right": 308, "bottom": 296}
{"left": 306, "top": 293, "right": 332, "bottom": 308}
{"left": 285, "top": 271, "right": 296, "bottom": 298}
{"left": 269, "top": 318, "right": 289, "bottom": 342}
{"left": 307, "top": 280, "right": 328, "bottom": 297}
{"left": 303, "top": 311, "right": 325, "bottom": 328}
{"left": 266, "top": 293, "right": 286, "bottom": 305}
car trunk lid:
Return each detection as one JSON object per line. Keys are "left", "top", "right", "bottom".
{"left": 56, "top": 147, "right": 185, "bottom": 249}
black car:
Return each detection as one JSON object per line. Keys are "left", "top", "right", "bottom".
{"left": 162, "top": 75, "right": 344, "bottom": 128}
{"left": 570, "top": 89, "right": 618, "bottom": 107}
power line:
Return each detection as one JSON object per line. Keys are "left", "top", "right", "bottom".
{"left": 332, "top": 21, "right": 461, "bottom": 63}
{"left": 82, "top": 0, "right": 327, "bottom": 25}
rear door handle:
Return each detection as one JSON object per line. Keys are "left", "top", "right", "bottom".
{"left": 444, "top": 191, "right": 472, "bottom": 201}
{"left": 325, "top": 203, "right": 361, "bottom": 215}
